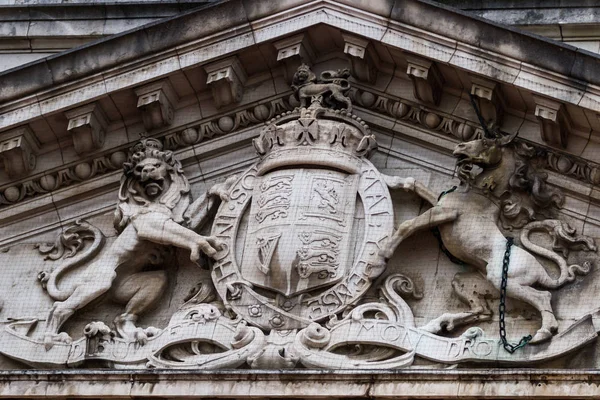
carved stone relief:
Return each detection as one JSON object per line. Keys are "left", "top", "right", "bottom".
{"left": 0, "top": 126, "right": 38, "bottom": 179}
{"left": 1, "top": 65, "right": 599, "bottom": 370}
{"left": 205, "top": 57, "right": 247, "bottom": 109}
{"left": 65, "top": 103, "right": 108, "bottom": 154}
{"left": 406, "top": 55, "right": 444, "bottom": 106}
{"left": 135, "top": 80, "right": 179, "bottom": 131}
{"left": 534, "top": 95, "right": 572, "bottom": 148}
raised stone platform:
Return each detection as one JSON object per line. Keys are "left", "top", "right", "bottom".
{"left": 2, "top": 369, "right": 600, "bottom": 398}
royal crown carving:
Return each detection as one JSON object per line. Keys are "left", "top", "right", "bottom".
{"left": 253, "top": 64, "right": 376, "bottom": 174}
{"left": 1, "top": 65, "right": 599, "bottom": 371}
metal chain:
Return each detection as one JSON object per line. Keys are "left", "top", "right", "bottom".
{"left": 469, "top": 92, "right": 530, "bottom": 353}
{"left": 435, "top": 188, "right": 531, "bottom": 353}
{"left": 448, "top": 94, "right": 530, "bottom": 353}
{"left": 437, "top": 186, "right": 458, "bottom": 202}
{"left": 468, "top": 93, "right": 493, "bottom": 138}
{"left": 499, "top": 237, "right": 532, "bottom": 353}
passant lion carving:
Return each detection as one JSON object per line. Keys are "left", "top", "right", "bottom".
{"left": 37, "top": 138, "right": 234, "bottom": 348}
{"left": 291, "top": 63, "right": 352, "bottom": 111}
{"left": 380, "top": 131, "right": 597, "bottom": 344}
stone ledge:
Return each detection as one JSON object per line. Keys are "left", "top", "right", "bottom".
{"left": 2, "top": 369, "right": 600, "bottom": 398}
{"left": 0, "top": 0, "right": 246, "bottom": 102}
{"left": 395, "top": 0, "right": 599, "bottom": 83}
{"left": 3, "top": 0, "right": 600, "bottom": 142}
{"left": 1, "top": 0, "right": 600, "bottom": 105}
{"left": 0, "top": 0, "right": 214, "bottom": 4}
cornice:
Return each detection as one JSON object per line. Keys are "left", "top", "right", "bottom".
{"left": 1, "top": 0, "right": 600, "bottom": 128}
{"left": 0, "top": 94, "right": 293, "bottom": 219}
{"left": 2, "top": 369, "right": 600, "bottom": 398}
{"left": 0, "top": 87, "right": 598, "bottom": 226}
{"left": 350, "top": 86, "right": 600, "bottom": 189}
{"left": 0, "top": 1, "right": 598, "bottom": 235}
{"left": 0, "top": 2, "right": 207, "bottom": 52}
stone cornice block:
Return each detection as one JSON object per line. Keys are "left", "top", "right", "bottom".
{"left": 135, "top": 79, "right": 179, "bottom": 131}
{"left": 342, "top": 33, "right": 379, "bottom": 84}
{"left": 470, "top": 76, "right": 504, "bottom": 129}
{"left": 204, "top": 56, "right": 247, "bottom": 109}
{"left": 65, "top": 102, "right": 108, "bottom": 154}
{"left": 273, "top": 33, "right": 315, "bottom": 84}
{"left": 274, "top": 33, "right": 315, "bottom": 63}
{"left": 0, "top": 126, "right": 38, "bottom": 178}
{"left": 534, "top": 95, "right": 572, "bottom": 148}
{"left": 0, "top": 1, "right": 598, "bottom": 142}
{"left": 406, "top": 55, "right": 444, "bottom": 106}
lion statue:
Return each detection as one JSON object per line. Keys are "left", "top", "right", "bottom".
{"left": 380, "top": 132, "right": 596, "bottom": 344}
{"left": 291, "top": 64, "right": 352, "bottom": 111}
{"left": 38, "top": 138, "right": 235, "bottom": 347}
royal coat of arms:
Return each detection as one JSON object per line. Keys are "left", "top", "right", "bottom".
{"left": 1, "top": 64, "right": 599, "bottom": 369}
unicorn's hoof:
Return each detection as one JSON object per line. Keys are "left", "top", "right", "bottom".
{"left": 43, "top": 332, "right": 73, "bottom": 350}
{"left": 529, "top": 328, "right": 553, "bottom": 344}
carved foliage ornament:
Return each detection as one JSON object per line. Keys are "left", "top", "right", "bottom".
{"left": 1, "top": 65, "right": 599, "bottom": 370}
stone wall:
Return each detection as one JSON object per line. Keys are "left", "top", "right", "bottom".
{"left": 438, "top": 0, "right": 600, "bottom": 53}
{"left": 0, "top": 1, "right": 215, "bottom": 72}
{"left": 1, "top": 0, "right": 600, "bottom": 396}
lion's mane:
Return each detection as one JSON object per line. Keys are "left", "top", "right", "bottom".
{"left": 291, "top": 63, "right": 317, "bottom": 92}
{"left": 114, "top": 139, "right": 191, "bottom": 233}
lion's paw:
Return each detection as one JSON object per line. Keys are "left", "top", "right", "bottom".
{"left": 209, "top": 186, "right": 230, "bottom": 202}
{"left": 192, "top": 236, "right": 223, "bottom": 261}
{"left": 208, "top": 175, "right": 237, "bottom": 202}
{"left": 377, "top": 245, "right": 394, "bottom": 262}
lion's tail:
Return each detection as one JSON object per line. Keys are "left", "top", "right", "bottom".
{"left": 520, "top": 220, "right": 595, "bottom": 289}
{"left": 37, "top": 221, "right": 105, "bottom": 301}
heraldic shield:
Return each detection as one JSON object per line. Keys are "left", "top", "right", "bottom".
{"left": 243, "top": 168, "right": 360, "bottom": 296}
{"left": 208, "top": 95, "right": 388, "bottom": 331}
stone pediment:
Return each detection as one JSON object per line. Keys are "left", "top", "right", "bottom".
{"left": 0, "top": 0, "right": 598, "bottom": 236}
{"left": 2, "top": 0, "right": 600, "bottom": 397}
{"left": 0, "top": 1, "right": 600, "bottom": 223}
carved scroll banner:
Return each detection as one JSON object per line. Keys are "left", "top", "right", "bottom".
{"left": 1, "top": 311, "right": 266, "bottom": 369}
{"left": 3, "top": 310, "right": 597, "bottom": 369}
{"left": 294, "top": 314, "right": 600, "bottom": 367}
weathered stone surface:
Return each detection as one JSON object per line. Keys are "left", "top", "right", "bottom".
{"left": 342, "top": 33, "right": 379, "bottom": 84}
{"left": 2, "top": 370, "right": 600, "bottom": 398}
{"left": 65, "top": 103, "right": 108, "bottom": 154}
{"left": 0, "top": 126, "right": 39, "bottom": 178}
{"left": 135, "top": 80, "right": 179, "bottom": 131}
{"left": 470, "top": 76, "right": 504, "bottom": 129}
{"left": 0, "top": 60, "right": 54, "bottom": 103}
{"left": 204, "top": 56, "right": 247, "bottom": 108}
{"left": 405, "top": 55, "right": 444, "bottom": 106}
{"left": 1, "top": 63, "right": 599, "bottom": 374}
{"left": 391, "top": 0, "right": 581, "bottom": 78}
{"left": 1, "top": 1, "right": 600, "bottom": 397}
{"left": 274, "top": 33, "right": 315, "bottom": 83}
{"left": 533, "top": 95, "right": 573, "bottom": 148}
